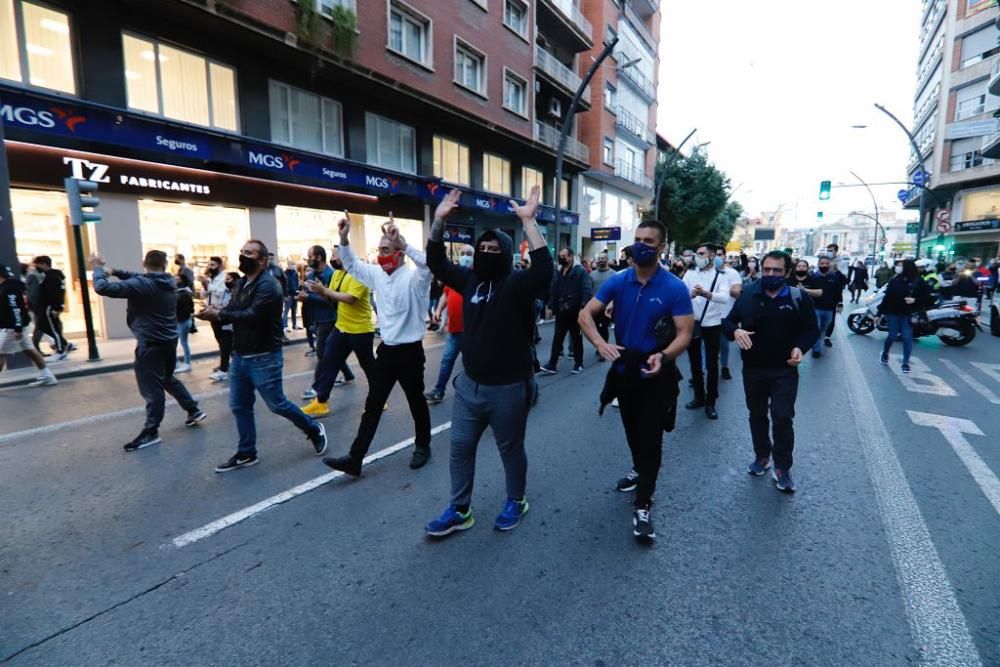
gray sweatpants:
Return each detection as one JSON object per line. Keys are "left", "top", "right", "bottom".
{"left": 449, "top": 372, "right": 530, "bottom": 507}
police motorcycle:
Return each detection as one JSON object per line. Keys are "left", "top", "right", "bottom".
{"left": 846, "top": 286, "right": 980, "bottom": 346}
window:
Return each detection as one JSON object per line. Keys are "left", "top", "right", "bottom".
{"left": 604, "top": 83, "right": 616, "bottom": 111}
{"left": 961, "top": 188, "right": 1000, "bottom": 220}
{"left": 959, "top": 26, "right": 999, "bottom": 68}
{"left": 454, "top": 40, "right": 485, "bottom": 95}
{"left": 433, "top": 136, "right": 470, "bottom": 185}
{"left": 123, "top": 34, "right": 238, "bottom": 131}
{"left": 503, "top": 69, "right": 527, "bottom": 116}
{"left": 602, "top": 137, "right": 614, "bottom": 165}
{"left": 483, "top": 153, "right": 511, "bottom": 195}
{"left": 269, "top": 80, "right": 343, "bottom": 156}
{"left": 605, "top": 25, "right": 617, "bottom": 48}
{"left": 366, "top": 112, "right": 416, "bottom": 173}
{"left": 0, "top": 1, "right": 76, "bottom": 94}
{"left": 956, "top": 94, "right": 986, "bottom": 120}
{"left": 556, "top": 178, "right": 569, "bottom": 207}
{"left": 950, "top": 137, "right": 989, "bottom": 171}
{"left": 389, "top": 2, "right": 430, "bottom": 66}
{"left": 317, "top": 0, "right": 355, "bottom": 17}
{"left": 503, "top": 0, "right": 527, "bottom": 36}
{"left": 522, "top": 166, "right": 543, "bottom": 198}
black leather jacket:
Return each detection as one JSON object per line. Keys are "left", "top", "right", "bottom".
{"left": 218, "top": 271, "right": 283, "bottom": 355}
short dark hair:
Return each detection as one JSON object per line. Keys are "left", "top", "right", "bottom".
{"left": 763, "top": 250, "right": 792, "bottom": 272}
{"left": 225, "top": 271, "right": 241, "bottom": 282}
{"left": 19, "top": 262, "right": 29, "bottom": 276}
{"left": 561, "top": 247, "right": 575, "bottom": 256}
{"left": 623, "top": 245, "right": 634, "bottom": 259}
{"left": 826, "top": 243, "right": 839, "bottom": 252}
{"left": 175, "top": 253, "right": 185, "bottom": 262}
{"left": 246, "top": 239, "right": 269, "bottom": 258}
{"left": 696, "top": 241, "right": 718, "bottom": 253}
{"left": 144, "top": 250, "right": 168, "bottom": 271}
{"left": 209, "top": 256, "right": 223, "bottom": 266}
{"left": 308, "top": 245, "right": 327, "bottom": 262}
{"left": 33, "top": 255, "right": 52, "bottom": 267}
{"left": 637, "top": 219, "right": 667, "bottom": 244}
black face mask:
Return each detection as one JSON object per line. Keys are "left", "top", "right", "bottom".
{"left": 208, "top": 267, "right": 220, "bottom": 277}
{"left": 474, "top": 252, "right": 507, "bottom": 281}
{"left": 818, "top": 266, "right": 830, "bottom": 274}
{"left": 224, "top": 281, "right": 234, "bottom": 289}
{"left": 330, "top": 260, "right": 343, "bottom": 271}
{"left": 558, "top": 257, "right": 569, "bottom": 267}
{"left": 238, "top": 255, "right": 259, "bottom": 275}
{"left": 795, "top": 270, "right": 807, "bottom": 277}
{"left": 308, "top": 259, "right": 319, "bottom": 270}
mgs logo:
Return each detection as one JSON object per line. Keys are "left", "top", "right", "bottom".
{"left": 50, "top": 107, "right": 86, "bottom": 132}
{"left": 248, "top": 151, "right": 301, "bottom": 171}
{"left": 365, "top": 175, "right": 399, "bottom": 190}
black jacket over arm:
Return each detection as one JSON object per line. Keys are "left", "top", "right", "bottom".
{"left": 218, "top": 272, "right": 284, "bottom": 355}
{"left": 723, "top": 283, "right": 819, "bottom": 369}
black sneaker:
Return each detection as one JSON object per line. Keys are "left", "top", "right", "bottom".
{"left": 215, "top": 453, "right": 259, "bottom": 473}
{"left": 185, "top": 410, "right": 207, "bottom": 427}
{"left": 772, "top": 468, "right": 796, "bottom": 493}
{"left": 901, "top": 363, "right": 911, "bottom": 374}
{"left": 334, "top": 378, "right": 354, "bottom": 387}
{"left": 633, "top": 506, "right": 655, "bottom": 542}
{"left": 824, "top": 337, "right": 833, "bottom": 348}
{"left": 616, "top": 469, "right": 640, "bottom": 492}
{"left": 124, "top": 431, "right": 161, "bottom": 452}
{"left": 538, "top": 365, "right": 557, "bottom": 376}
{"left": 721, "top": 367, "right": 732, "bottom": 380}
{"left": 323, "top": 454, "right": 362, "bottom": 477}
{"left": 308, "top": 422, "right": 328, "bottom": 456}
{"left": 811, "top": 350, "right": 821, "bottom": 359}
{"left": 571, "top": 365, "right": 584, "bottom": 374}
{"left": 685, "top": 398, "right": 706, "bottom": 410}
{"left": 410, "top": 446, "right": 431, "bottom": 469}
{"left": 424, "top": 390, "right": 445, "bottom": 404}
{"left": 880, "top": 353, "right": 889, "bottom": 364}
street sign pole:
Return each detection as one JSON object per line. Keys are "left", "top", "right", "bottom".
{"left": 65, "top": 178, "right": 101, "bottom": 361}
{"left": 0, "top": 114, "right": 17, "bottom": 270}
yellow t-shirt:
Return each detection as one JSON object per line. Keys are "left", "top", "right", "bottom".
{"left": 329, "top": 269, "right": 374, "bottom": 334}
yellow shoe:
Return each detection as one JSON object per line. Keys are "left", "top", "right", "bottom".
{"left": 383, "top": 402, "right": 389, "bottom": 411}
{"left": 302, "top": 399, "right": 330, "bottom": 417}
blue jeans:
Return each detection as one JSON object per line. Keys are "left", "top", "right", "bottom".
{"left": 813, "top": 310, "right": 835, "bottom": 352}
{"left": 433, "top": 332, "right": 463, "bottom": 395}
{"left": 882, "top": 314, "right": 913, "bottom": 364}
{"left": 177, "top": 318, "right": 192, "bottom": 364}
{"left": 229, "top": 350, "right": 320, "bottom": 456}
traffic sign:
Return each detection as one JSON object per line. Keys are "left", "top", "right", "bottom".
{"left": 936, "top": 220, "right": 952, "bottom": 234}
{"left": 897, "top": 189, "right": 910, "bottom": 204}
{"left": 906, "top": 222, "right": 919, "bottom": 234}
{"left": 912, "top": 170, "right": 929, "bottom": 187}
{"left": 935, "top": 209, "right": 951, "bottom": 223}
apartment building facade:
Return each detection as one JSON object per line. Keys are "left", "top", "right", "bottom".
{"left": 0, "top": 0, "right": 597, "bottom": 339}
{"left": 908, "top": 0, "right": 1000, "bottom": 261}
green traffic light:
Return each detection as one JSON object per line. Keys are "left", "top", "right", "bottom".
{"left": 818, "top": 180, "right": 831, "bottom": 201}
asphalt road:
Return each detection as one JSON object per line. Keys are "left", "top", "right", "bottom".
{"left": 1, "top": 316, "right": 997, "bottom": 666}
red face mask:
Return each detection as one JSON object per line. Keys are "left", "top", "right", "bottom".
{"left": 377, "top": 251, "right": 403, "bottom": 274}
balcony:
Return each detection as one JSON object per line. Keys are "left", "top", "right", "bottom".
{"left": 990, "top": 59, "right": 1000, "bottom": 95}
{"left": 616, "top": 57, "right": 656, "bottom": 101}
{"left": 622, "top": 3, "right": 656, "bottom": 54}
{"left": 615, "top": 106, "right": 655, "bottom": 145}
{"left": 614, "top": 159, "right": 653, "bottom": 190}
{"left": 982, "top": 121, "right": 1000, "bottom": 159}
{"left": 534, "top": 120, "right": 590, "bottom": 164}
{"left": 629, "top": 0, "right": 660, "bottom": 19}
{"left": 535, "top": 45, "right": 590, "bottom": 105}
{"left": 538, "top": 0, "right": 593, "bottom": 49}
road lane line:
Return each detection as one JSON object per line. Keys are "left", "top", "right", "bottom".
{"left": 169, "top": 421, "right": 452, "bottom": 548}
{"left": 0, "top": 341, "right": 447, "bottom": 446}
{"left": 907, "top": 411, "right": 1000, "bottom": 516}
{"left": 839, "top": 326, "right": 982, "bottom": 666}
{"left": 970, "top": 362, "right": 1000, "bottom": 388}
{"left": 892, "top": 355, "right": 957, "bottom": 397}
{"left": 939, "top": 359, "right": 1000, "bottom": 405}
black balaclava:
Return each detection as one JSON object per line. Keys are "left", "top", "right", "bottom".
{"left": 473, "top": 229, "right": 513, "bottom": 282}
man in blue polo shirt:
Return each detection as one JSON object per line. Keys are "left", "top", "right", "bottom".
{"left": 579, "top": 219, "right": 694, "bottom": 542}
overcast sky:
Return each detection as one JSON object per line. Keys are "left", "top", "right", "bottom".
{"left": 657, "top": 0, "right": 922, "bottom": 228}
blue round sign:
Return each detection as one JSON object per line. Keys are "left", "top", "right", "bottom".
{"left": 897, "top": 189, "right": 909, "bottom": 203}
{"left": 912, "top": 171, "right": 928, "bottom": 187}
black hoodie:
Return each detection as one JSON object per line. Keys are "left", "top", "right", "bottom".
{"left": 427, "top": 230, "right": 553, "bottom": 385}
{"left": 93, "top": 267, "right": 179, "bottom": 344}
{"left": 0, "top": 274, "right": 30, "bottom": 332}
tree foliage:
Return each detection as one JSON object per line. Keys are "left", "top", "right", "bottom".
{"left": 702, "top": 201, "right": 744, "bottom": 248}
{"left": 651, "top": 151, "right": 731, "bottom": 250}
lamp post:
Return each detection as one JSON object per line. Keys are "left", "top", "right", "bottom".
{"left": 849, "top": 170, "right": 880, "bottom": 265}
{"left": 653, "top": 128, "right": 697, "bottom": 221}
{"left": 874, "top": 103, "right": 930, "bottom": 258}
{"left": 0, "top": 114, "right": 16, "bottom": 271}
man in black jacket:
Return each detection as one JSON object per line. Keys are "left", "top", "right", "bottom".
{"left": 540, "top": 247, "right": 592, "bottom": 375}
{"left": 0, "top": 265, "right": 57, "bottom": 386}
{"left": 723, "top": 250, "right": 819, "bottom": 494}
{"left": 423, "top": 186, "right": 554, "bottom": 537}
{"left": 91, "top": 250, "right": 205, "bottom": 451}
{"left": 196, "top": 239, "right": 327, "bottom": 472}
{"left": 30, "top": 255, "right": 71, "bottom": 360}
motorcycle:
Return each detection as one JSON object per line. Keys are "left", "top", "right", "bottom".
{"left": 846, "top": 286, "right": 981, "bottom": 346}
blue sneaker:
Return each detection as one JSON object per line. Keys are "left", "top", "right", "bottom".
{"left": 747, "top": 457, "right": 771, "bottom": 476}
{"left": 773, "top": 468, "right": 796, "bottom": 493}
{"left": 425, "top": 506, "right": 474, "bottom": 537}
{"left": 494, "top": 497, "right": 530, "bottom": 531}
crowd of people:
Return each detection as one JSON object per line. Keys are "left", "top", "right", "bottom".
{"left": 1, "top": 197, "right": 998, "bottom": 543}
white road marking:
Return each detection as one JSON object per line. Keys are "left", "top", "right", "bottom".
{"left": 939, "top": 359, "right": 1000, "bottom": 405}
{"left": 840, "top": 328, "right": 982, "bottom": 666}
{"left": 0, "top": 341, "right": 446, "bottom": 446}
{"left": 907, "top": 411, "right": 1000, "bottom": 517}
{"left": 169, "top": 421, "right": 452, "bottom": 548}
{"left": 893, "top": 355, "right": 957, "bottom": 397}
{"left": 971, "top": 362, "right": 1000, "bottom": 388}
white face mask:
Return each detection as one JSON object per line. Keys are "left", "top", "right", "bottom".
{"left": 695, "top": 255, "right": 710, "bottom": 269}
{"left": 458, "top": 255, "right": 473, "bottom": 268}
{"left": 894, "top": 265, "right": 903, "bottom": 275}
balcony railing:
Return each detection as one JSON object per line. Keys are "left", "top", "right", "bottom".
{"left": 990, "top": 59, "right": 1000, "bottom": 96}
{"left": 981, "top": 119, "right": 1000, "bottom": 159}
{"left": 541, "top": 0, "right": 593, "bottom": 44}
{"left": 615, "top": 106, "right": 654, "bottom": 144}
{"left": 614, "top": 159, "right": 653, "bottom": 190}
{"left": 534, "top": 120, "right": 590, "bottom": 163}
{"left": 912, "top": 83, "right": 939, "bottom": 128}
{"left": 616, "top": 52, "right": 656, "bottom": 101}
{"left": 622, "top": 3, "right": 656, "bottom": 53}
{"left": 535, "top": 45, "right": 589, "bottom": 104}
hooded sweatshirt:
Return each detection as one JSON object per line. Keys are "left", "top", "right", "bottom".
{"left": 0, "top": 274, "right": 30, "bottom": 332}
{"left": 427, "top": 229, "right": 553, "bottom": 385}
{"left": 93, "top": 267, "right": 179, "bottom": 344}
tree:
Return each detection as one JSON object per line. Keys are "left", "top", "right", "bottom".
{"left": 651, "top": 151, "right": 730, "bottom": 250}
{"left": 702, "top": 200, "right": 744, "bottom": 249}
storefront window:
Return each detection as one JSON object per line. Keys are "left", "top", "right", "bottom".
{"left": 361, "top": 214, "right": 423, "bottom": 264}
{"left": 11, "top": 188, "right": 101, "bottom": 337}
{"left": 137, "top": 200, "right": 249, "bottom": 290}
{"left": 275, "top": 205, "right": 342, "bottom": 268}
{"left": 961, "top": 188, "right": 1000, "bottom": 220}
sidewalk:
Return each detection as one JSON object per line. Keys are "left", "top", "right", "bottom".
{"left": 0, "top": 326, "right": 312, "bottom": 389}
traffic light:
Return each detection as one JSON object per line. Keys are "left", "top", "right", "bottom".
{"left": 65, "top": 178, "right": 101, "bottom": 226}
{"left": 818, "top": 180, "right": 831, "bottom": 200}
{"left": 817, "top": 211, "right": 824, "bottom": 219}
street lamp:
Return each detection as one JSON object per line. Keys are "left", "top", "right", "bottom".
{"left": 873, "top": 103, "right": 930, "bottom": 258}
{"left": 848, "top": 169, "right": 880, "bottom": 265}
{"left": 653, "top": 128, "right": 697, "bottom": 221}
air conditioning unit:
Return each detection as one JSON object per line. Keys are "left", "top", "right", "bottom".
{"left": 548, "top": 98, "right": 562, "bottom": 119}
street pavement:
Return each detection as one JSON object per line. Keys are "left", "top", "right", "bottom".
{"left": 1, "top": 316, "right": 997, "bottom": 665}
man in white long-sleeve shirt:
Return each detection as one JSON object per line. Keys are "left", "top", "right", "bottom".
{"left": 682, "top": 242, "right": 734, "bottom": 420}
{"left": 323, "top": 215, "right": 433, "bottom": 475}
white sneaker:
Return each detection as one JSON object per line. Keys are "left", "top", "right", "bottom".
{"left": 175, "top": 363, "right": 192, "bottom": 373}
{"left": 29, "top": 375, "right": 57, "bottom": 387}
{"left": 209, "top": 370, "right": 228, "bottom": 382}
{"left": 302, "top": 387, "right": 317, "bottom": 400}
{"left": 611, "top": 397, "right": 619, "bottom": 408}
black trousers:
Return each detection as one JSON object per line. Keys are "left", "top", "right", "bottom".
{"left": 742, "top": 366, "right": 799, "bottom": 470}
{"left": 548, "top": 309, "right": 583, "bottom": 367}
{"left": 594, "top": 312, "right": 610, "bottom": 345}
{"left": 134, "top": 340, "right": 198, "bottom": 433}
{"left": 316, "top": 330, "right": 376, "bottom": 403}
{"left": 31, "top": 307, "right": 67, "bottom": 354}
{"left": 349, "top": 341, "right": 431, "bottom": 460}
{"left": 617, "top": 373, "right": 669, "bottom": 509}
{"left": 687, "top": 325, "right": 721, "bottom": 403}
{"left": 826, "top": 310, "right": 837, "bottom": 337}
{"left": 312, "top": 320, "right": 353, "bottom": 388}
{"left": 211, "top": 321, "right": 233, "bottom": 372}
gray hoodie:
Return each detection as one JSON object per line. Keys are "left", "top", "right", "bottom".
{"left": 93, "top": 267, "right": 178, "bottom": 344}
